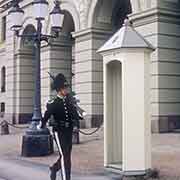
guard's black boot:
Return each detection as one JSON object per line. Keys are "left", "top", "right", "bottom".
{"left": 50, "top": 166, "right": 57, "bottom": 180}
{"left": 66, "top": 169, "right": 71, "bottom": 180}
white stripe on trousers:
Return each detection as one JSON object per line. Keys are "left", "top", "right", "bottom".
{"left": 54, "top": 132, "right": 66, "bottom": 180}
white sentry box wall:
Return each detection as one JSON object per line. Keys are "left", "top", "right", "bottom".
{"left": 98, "top": 20, "right": 154, "bottom": 175}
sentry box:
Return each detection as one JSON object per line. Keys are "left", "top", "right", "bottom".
{"left": 98, "top": 19, "right": 154, "bottom": 176}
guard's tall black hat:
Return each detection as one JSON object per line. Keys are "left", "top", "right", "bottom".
{"left": 49, "top": 73, "right": 69, "bottom": 91}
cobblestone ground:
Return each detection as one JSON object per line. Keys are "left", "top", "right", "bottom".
{"left": 1, "top": 126, "right": 180, "bottom": 179}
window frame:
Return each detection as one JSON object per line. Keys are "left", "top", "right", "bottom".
{"left": 1, "top": 16, "right": 6, "bottom": 42}
{"left": 0, "top": 102, "right": 5, "bottom": 117}
{"left": 1, "top": 66, "right": 6, "bottom": 93}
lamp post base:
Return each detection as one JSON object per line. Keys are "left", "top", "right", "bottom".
{"left": 21, "top": 124, "right": 54, "bottom": 157}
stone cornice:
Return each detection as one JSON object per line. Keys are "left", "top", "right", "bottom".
{"left": 72, "top": 28, "right": 112, "bottom": 38}
{"left": 129, "top": 7, "right": 180, "bottom": 27}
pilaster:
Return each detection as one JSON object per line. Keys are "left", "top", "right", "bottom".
{"left": 13, "top": 48, "right": 35, "bottom": 124}
{"left": 4, "top": 14, "right": 16, "bottom": 123}
{"left": 72, "top": 28, "right": 111, "bottom": 128}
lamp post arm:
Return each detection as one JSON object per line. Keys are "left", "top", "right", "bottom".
{"left": 15, "top": 32, "right": 37, "bottom": 38}
{"left": 14, "top": 32, "right": 58, "bottom": 45}
{"left": 13, "top": 16, "right": 60, "bottom": 48}
{"left": 41, "top": 34, "right": 59, "bottom": 40}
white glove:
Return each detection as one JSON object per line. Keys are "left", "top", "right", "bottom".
{"left": 37, "top": 121, "right": 42, "bottom": 130}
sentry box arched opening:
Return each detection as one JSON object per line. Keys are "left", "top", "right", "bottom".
{"left": 104, "top": 60, "right": 123, "bottom": 170}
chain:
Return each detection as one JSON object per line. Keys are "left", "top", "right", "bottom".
{"left": 78, "top": 123, "right": 103, "bottom": 136}
{"left": 0, "top": 120, "right": 28, "bottom": 129}
{"left": 0, "top": 120, "right": 103, "bottom": 135}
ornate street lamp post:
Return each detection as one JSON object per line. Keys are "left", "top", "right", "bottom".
{"left": 8, "top": 0, "right": 64, "bottom": 157}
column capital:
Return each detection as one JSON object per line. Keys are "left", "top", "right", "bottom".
{"left": 72, "top": 28, "right": 112, "bottom": 39}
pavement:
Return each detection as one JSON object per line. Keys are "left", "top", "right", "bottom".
{"left": 1, "top": 125, "right": 180, "bottom": 179}
{"left": 0, "top": 158, "right": 121, "bottom": 180}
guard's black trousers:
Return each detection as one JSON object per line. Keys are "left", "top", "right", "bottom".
{"left": 53, "top": 128, "right": 73, "bottom": 180}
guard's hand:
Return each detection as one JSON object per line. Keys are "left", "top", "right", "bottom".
{"left": 37, "top": 121, "right": 46, "bottom": 129}
{"left": 41, "top": 124, "right": 46, "bottom": 129}
{"left": 73, "top": 126, "right": 79, "bottom": 133}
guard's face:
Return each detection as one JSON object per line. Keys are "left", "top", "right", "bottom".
{"left": 60, "top": 87, "right": 68, "bottom": 96}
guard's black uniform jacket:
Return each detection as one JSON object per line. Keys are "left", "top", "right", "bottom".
{"left": 42, "top": 94, "right": 80, "bottom": 130}
{"left": 42, "top": 94, "right": 80, "bottom": 180}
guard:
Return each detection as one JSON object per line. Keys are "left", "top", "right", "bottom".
{"left": 41, "top": 73, "right": 80, "bottom": 180}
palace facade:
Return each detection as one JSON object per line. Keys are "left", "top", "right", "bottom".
{"left": 0, "top": 0, "right": 180, "bottom": 133}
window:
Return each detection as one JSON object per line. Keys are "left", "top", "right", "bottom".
{"left": 0, "top": 102, "right": 5, "bottom": 117}
{"left": 1, "top": 102, "right": 5, "bottom": 112}
{"left": 1, "top": 66, "right": 6, "bottom": 92}
{"left": 1, "top": 16, "right": 6, "bottom": 42}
